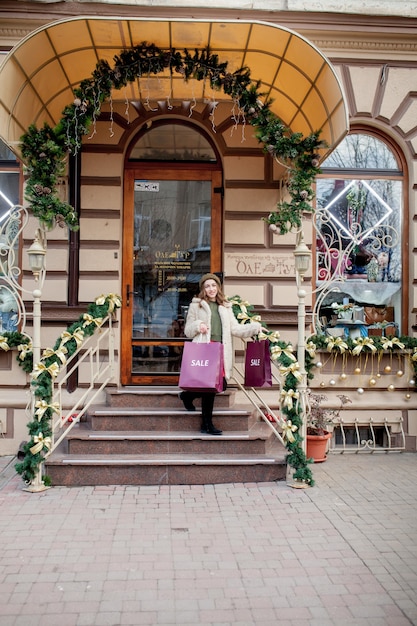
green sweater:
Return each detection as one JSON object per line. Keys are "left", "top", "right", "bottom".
{"left": 209, "top": 301, "right": 222, "bottom": 342}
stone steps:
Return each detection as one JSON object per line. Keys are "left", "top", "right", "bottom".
{"left": 45, "top": 387, "right": 286, "bottom": 486}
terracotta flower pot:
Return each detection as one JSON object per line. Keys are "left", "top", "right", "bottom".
{"left": 306, "top": 431, "right": 332, "bottom": 463}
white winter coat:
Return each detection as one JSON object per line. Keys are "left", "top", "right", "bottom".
{"left": 184, "top": 298, "right": 261, "bottom": 381}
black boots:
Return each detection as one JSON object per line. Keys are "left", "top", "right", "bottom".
{"left": 179, "top": 391, "right": 196, "bottom": 412}
{"left": 201, "top": 416, "right": 222, "bottom": 436}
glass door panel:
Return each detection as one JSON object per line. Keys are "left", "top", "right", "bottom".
{"left": 131, "top": 178, "right": 211, "bottom": 377}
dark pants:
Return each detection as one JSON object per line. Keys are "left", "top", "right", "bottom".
{"left": 181, "top": 379, "right": 227, "bottom": 420}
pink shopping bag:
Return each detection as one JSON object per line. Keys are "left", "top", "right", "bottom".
{"left": 179, "top": 340, "right": 224, "bottom": 393}
{"left": 244, "top": 340, "right": 272, "bottom": 388}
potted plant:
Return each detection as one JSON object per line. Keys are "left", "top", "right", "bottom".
{"left": 306, "top": 392, "right": 351, "bottom": 462}
{"left": 331, "top": 301, "right": 354, "bottom": 321}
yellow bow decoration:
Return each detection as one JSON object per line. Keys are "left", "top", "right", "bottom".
{"left": 228, "top": 298, "right": 250, "bottom": 308}
{"left": 281, "top": 419, "right": 298, "bottom": 443}
{"left": 29, "top": 432, "right": 52, "bottom": 455}
{"left": 306, "top": 341, "right": 317, "bottom": 358}
{"left": 34, "top": 400, "right": 60, "bottom": 419}
{"left": 0, "top": 335, "right": 10, "bottom": 351}
{"left": 411, "top": 349, "right": 417, "bottom": 362}
{"left": 42, "top": 347, "right": 68, "bottom": 364}
{"left": 95, "top": 293, "right": 122, "bottom": 313}
{"left": 279, "top": 362, "right": 303, "bottom": 381}
{"left": 270, "top": 344, "right": 297, "bottom": 362}
{"left": 17, "top": 342, "right": 33, "bottom": 360}
{"left": 31, "top": 362, "right": 60, "bottom": 379}
{"left": 381, "top": 337, "right": 405, "bottom": 351}
{"left": 266, "top": 331, "right": 281, "bottom": 342}
{"left": 280, "top": 388, "right": 300, "bottom": 410}
{"left": 326, "top": 337, "right": 349, "bottom": 353}
{"left": 82, "top": 313, "right": 103, "bottom": 328}
{"left": 60, "top": 329, "right": 85, "bottom": 347}
{"left": 352, "top": 337, "right": 377, "bottom": 355}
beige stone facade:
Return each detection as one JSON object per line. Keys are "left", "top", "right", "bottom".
{"left": 1, "top": 1, "right": 417, "bottom": 456}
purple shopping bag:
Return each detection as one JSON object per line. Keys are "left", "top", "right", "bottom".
{"left": 179, "top": 341, "right": 224, "bottom": 393}
{"left": 244, "top": 340, "right": 272, "bottom": 387}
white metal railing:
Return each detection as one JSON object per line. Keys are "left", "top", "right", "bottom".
{"left": 45, "top": 314, "right": 116, "bottom": 458}
{"left": 329, "top": 415, "right": 406, "bottom": 453}
{"left": 232, "top": 341, "right": 286, "bottom": 448}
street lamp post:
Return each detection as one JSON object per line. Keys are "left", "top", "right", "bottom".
{"left": 25, "top": 228, "right": 48, "bottom": 492}
{"left": 293, "top": 231, "right": 311, "bottom": 455}
{"left": 27, "top": 230, "right": 46, "bottom": 366}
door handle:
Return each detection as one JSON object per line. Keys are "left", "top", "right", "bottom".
{"left": 126, "top": 284, "right": 139, "bottom": 306}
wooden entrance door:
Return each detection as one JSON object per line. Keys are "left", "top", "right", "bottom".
{"left": 121, "top": 165, "right": 222, "bottom": 385}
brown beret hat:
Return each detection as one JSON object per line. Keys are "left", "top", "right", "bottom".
{"left": 199, "top": 273, "right": 222, "bottom": 290}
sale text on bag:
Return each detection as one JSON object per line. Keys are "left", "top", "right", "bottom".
{"left": 191, "top": 359, "right": 210, "bottom": 367}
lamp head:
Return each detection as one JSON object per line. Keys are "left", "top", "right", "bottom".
{"left": 27, "top": 231, "right": 46, "bottom": 279}
{"left": 294, "top": 234, "right": 311, "bottom": 280}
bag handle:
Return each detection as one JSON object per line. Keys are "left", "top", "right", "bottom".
{"left": 195, "top": 332, "right": 209, "bottom": 344}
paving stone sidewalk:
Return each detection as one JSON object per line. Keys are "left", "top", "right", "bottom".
{"left": 0, "top": 453, "right": 416, "bottom": 626}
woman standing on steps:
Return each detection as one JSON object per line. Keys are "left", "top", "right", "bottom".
{"left": 179, "top": 273, "right": 262, "bottom": 435}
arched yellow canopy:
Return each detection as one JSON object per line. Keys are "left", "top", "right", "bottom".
{"left": 0, "top": 16, "right": 349, "bottom": 157}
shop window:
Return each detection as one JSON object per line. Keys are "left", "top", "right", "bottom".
{"left": 315, "top": 132, "right": 403, "bottom": 337}
{"left": 0, "top": 139, "right": 20, "bottom": 333}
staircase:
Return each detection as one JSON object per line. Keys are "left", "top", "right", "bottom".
{"left": 45, "top": 386, "right": 287, "bottom": 486}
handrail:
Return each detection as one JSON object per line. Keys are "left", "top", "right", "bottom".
{"left": 45, "top": 314, "right": 115, "bottom": 458}
{"left": 232, "top": 339, "right": 286, "bottom": 448}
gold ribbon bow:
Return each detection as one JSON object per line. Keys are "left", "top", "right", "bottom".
{"left": 95, "top": 293, "right": 122, "bottom": 313}
{"left": 42, "top": 347, "right": 68, "bottom": 364}
{"left": 281, "top": 419, "right": 298, "bottom": 443}
{"left": 279, "top": 362, "right": 303, "bottom": 381}
{"left": 32, "top": 362, "right": 60, "bottom": 379}
{"left": 306, "top": 341, "right": 317, "bottom": 358}
{"left": 0, "top": 335, "right": 10, "bottom": 351}
{"left": 270, "top": 345, "right": 296, "bottom": 362}
{"left": 411, "top": 349, "right": 417, "bottom": 362}
{"left": 17, "top": 342, "right": 33, "bottom": 360}
{"left": 266, "top": 330, "right": 281, "bottom": 342}
{"left": 30, "top": 432, "right": 52, "bottom": 455}
{"left": 352, "top": 337, "right": 377, "bottom": 355}
{"left": 228, "top": 298, "right": 250, "bottom": 308}
{"left": 60, "top": 329, "right": 85, "bottom": 347}
{"left": 35, "top": 400, "right": 60, "bottom": 419}
{"left": 326, "top": 336, "right": 349, "bottom": 353}
{"left": 280, "top": 388, "right": 300, "bottom": 410}
{"left": 381, "top": 337, "right": 405, "bottom": 351}
{"left": 82, "top": 314, "right": 103, "bottom": 328}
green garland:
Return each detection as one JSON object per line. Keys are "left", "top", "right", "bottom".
{"left": 229, "top": 299, "right": 417, "bottom": 486}
{"left": 229, "top": 295, "right": 315, "bottom": 486}
{"left": 306, "top": 333, "right": 417, "bottom": 383}
{"left": 20, "top": 42, "right": 325, "bottom": 234}
{"left": 10, "top": 294, "right": 121, "bottom": 485}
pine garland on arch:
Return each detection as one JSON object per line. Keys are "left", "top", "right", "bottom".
{"left": 20, "top": 42, "right": 325, "bottom": 234}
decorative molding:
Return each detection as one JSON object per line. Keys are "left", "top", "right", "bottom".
{"left": 311, "top": 38, "right": 417, "bottom": 53}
